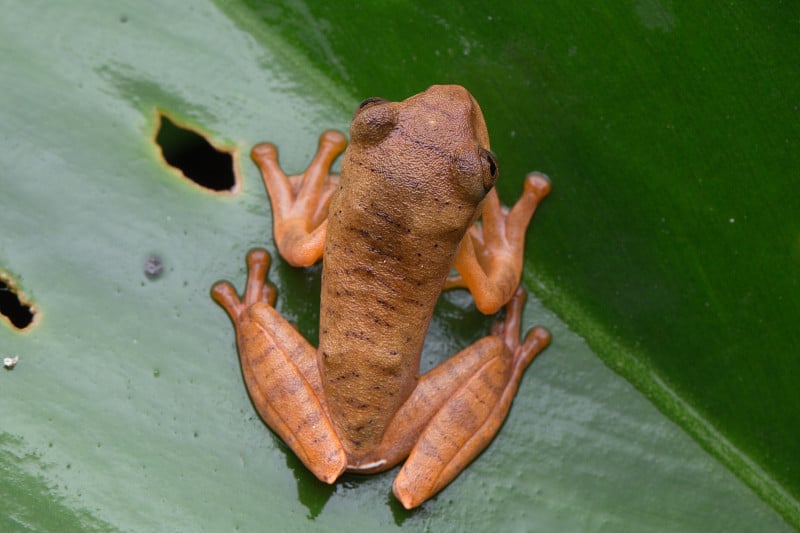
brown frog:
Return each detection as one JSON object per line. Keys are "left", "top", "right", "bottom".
{"left": 211, "top": 85, "right": 551, "bottom": 509}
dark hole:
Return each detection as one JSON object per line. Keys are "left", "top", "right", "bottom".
{"left": 0, "top": 279, "right": 34, "bottom": 330}
{"left": 155, "top": 113, "right": 236, "bottom": 191}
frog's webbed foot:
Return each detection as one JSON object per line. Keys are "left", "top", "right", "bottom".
{"left": 251, "top": 130, "right": 347, "bottom": 267}
{"left": 359, "top": 287, "right": 549, "bottom": 509}
{"left": 211, "top": 248, "right": 276, "bottom": 321}
{"left": 445, "top": 172, "right": 550, "bottom": 314}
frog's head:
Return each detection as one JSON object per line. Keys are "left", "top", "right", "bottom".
{"left": 345, "top": 85, "right": 498, "bottom": 209}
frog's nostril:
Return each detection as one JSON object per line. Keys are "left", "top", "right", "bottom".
{"left": 0, "top": 273, "right": 35, "bottom": 331}
{"left": 154, "top": 111, "right": 238, "bottom": 193}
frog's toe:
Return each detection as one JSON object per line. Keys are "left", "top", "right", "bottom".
{"left": 513, "top": 326, "right": 551, "bottom": 374}
{"left": 524, "top": 171, "right": 552, "bottom": 198}
{"left": 251, "top": 142, "right": 278, "bottom": 164}
{"left": 318, "top": 129, "right": 347, "bottom": 148}
{"left": 243, "top": 248, "right": 276, "bottom": 307}
{"left": 210, "top": 280, "right": 244, "bottom": 320}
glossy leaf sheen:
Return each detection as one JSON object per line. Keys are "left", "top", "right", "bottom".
{"left": 0, "top": 0, "right": 795, "bottom": 530}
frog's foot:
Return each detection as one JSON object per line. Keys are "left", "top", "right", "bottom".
{"left": 211, "top": 248, "right": 276, "bottom": 321}
{"left": 445, "top": 172, "right": 550, "bottom": 314}
{"left": 359, "top": 287, "right": 549, "bottom": 509}
{"left": 251, "top": 130, "right": 347, "bottom": 267}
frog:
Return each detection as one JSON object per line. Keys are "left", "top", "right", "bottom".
{"left": 211, "top": 85, "right": 551, "bottom": 509}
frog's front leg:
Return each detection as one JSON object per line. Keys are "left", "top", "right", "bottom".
{"left": 350, "top": 288, "right": 550, "bottom": 509}
{"left": 251, "top": 130, "right": 347, "bottom": 267}
{"left": 446, "top": 173, "right": 551, "bottom": 314}
{"left": 211, "top": 249, "right": 347, "bottom": 482}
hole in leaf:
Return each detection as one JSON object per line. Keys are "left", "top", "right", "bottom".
{"left": 0, "top": 275, "right": 35, "bottom": 330}
{"left": 155, "top": 112, "right": 237, "bottom": 192}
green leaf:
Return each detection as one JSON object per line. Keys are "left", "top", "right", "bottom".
{"left": 0, "top": 0, "right": 795, "bottom": 531}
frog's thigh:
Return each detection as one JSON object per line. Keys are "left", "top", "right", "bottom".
{"left": 237, "top": 303, "right": 347, "bottom": 483}
{"left": 390, "top": 335, "right": 542, "bottom": 509}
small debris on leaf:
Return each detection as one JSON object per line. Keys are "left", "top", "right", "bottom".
{"left": 144, "top": 255, "right": 164, "bottom": 279}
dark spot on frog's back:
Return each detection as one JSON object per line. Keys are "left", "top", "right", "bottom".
{"left": 343, "top": 329, "right": 371, "bottom": 342}
{"left": 340, "top": 264, "right": 377, "bottom": 279}
{"left": 371, "top": 204, "right": 410, "bottom": 233}
{"left": 371, "top": 314, "right": 394, "bottom": 328}
{"left": 332, "top": 370, "right": 361, "bottom": 382}
{"left": 345, "top": 225, "right": 372, "bottom": 239}
{"left": 375, "top": 297, "right": 396, "bottom": 311}
{"left": 344, "top": 396, "right": 371, "bottom": 410}
{"left": 354, "top": 265, "right": 377, "bottom": 278}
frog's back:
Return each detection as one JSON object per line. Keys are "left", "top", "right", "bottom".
{"left": 317, "top": 85, "right": 498, "bottom": 458}
{"left": 319, "top": 179, "right": 464, "bottom": 456}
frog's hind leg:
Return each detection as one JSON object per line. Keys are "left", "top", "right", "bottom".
{"left": 211, "top": 249, "right": 347, "bottom": 483}
{"left": 251, "top": 130, "right": 347, "bottom": 267}
{"left": 445, "top": 173, "right": 550, "bottom": 314}
{"left": 390, "top": 288, "right": 550, "bottom": 509}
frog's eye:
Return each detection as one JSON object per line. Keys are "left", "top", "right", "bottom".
{"left": 480, "top": 149, "right": 499, "bottom": 191}
{"left": 358, "top": 97, "right": 388, "bottom": 110}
